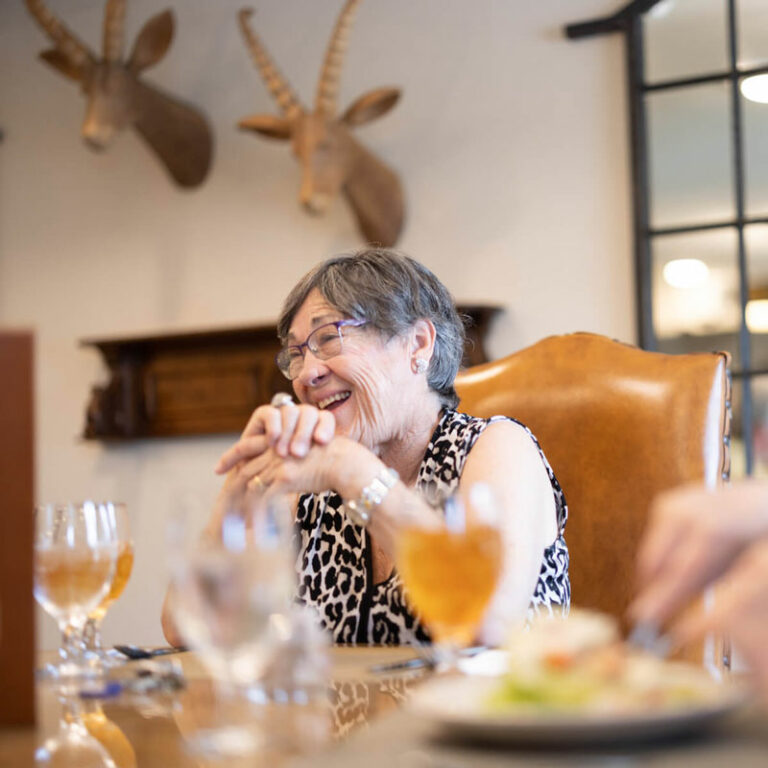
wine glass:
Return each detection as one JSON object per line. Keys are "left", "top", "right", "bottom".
{"left": 396, "top": 483, "right": 504, "bottom": 669}
{"left": 36, "top": 694, "right": 135, "bottom": 768}
{"left": 167, "top": 495, "right": 297, "bottom": 757}
{"left": 82, "top": 503, "right": 134, "bottom": 667}
{"left": 34, "top": 501, "right": 118, "bottom": 682}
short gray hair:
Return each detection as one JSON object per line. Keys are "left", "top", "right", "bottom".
{"left": 277, "top": 249, "right": 465, "bottom": 408}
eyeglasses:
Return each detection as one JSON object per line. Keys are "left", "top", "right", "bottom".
{"left": 276, "top": 319, "right": 367, "bottom": 380}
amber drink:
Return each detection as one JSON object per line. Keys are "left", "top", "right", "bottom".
{"left": 34, "top": 547, "right": 114, "bottom": 622}
{"left": 398, "top": 523, "right": 502, "bottom": 646}
{"left": 90, "top": 543, "right": 135, "bottom": 621}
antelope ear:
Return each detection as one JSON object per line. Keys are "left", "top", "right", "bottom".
{"left": 237, "top": 114, "right": 292, "bottom": 140}
{"left": 39, "top": 48, "right": 86, "bottom": 81}
{"left": 341, "top": 87, "right": 401, "bottom": 127}
{"left": 128, "top": 9, "right": 174, "bottom": 72}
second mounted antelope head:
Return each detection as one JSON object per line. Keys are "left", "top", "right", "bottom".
{"left": 238, "top": 0, "right": 405, "bottom": 247}
{"left": 25, "top": 0, "right": 213, "bottom": 188}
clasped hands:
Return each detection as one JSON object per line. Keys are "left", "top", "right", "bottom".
{"left": 214, "top": 398, "right": 343, "bottom": 504}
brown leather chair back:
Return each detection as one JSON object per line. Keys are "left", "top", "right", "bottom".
{"left": 455, "top": 332, "right": 731, "bottom": 624}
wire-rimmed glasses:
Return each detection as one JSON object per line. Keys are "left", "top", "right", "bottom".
{"left": 34, "top": 502, "right": 118, "bottom": 681}
{"left": 276, "top": 319, "right": 366, "bottom": 380}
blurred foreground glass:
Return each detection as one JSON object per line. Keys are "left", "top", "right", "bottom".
{"left": 83, "top": 503, "right": 134, "bottom": 668}
{"left": 168, "top": 494, "right": 300, "bottom": 756}
{"left": 36, "top": 695, "right": 136, "bottom": 768}
{"left": 397, "top": 484, "right": 503, "bottom": 668}
{"left": 34, "top": 502, "right": 117, "bottom": 681}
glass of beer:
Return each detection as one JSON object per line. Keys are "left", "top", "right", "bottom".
{"left": 34, "top": 501, "right": 118, "bottom": 680}
{"left": 83, "top": 503, "right": 133, "bottom": 667}
{"left": 397, "top": 484, "right": 503, "bottom": 667}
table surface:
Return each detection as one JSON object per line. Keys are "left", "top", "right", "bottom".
{"left": 3, "top": 646, "right": 768, "bottom": 768}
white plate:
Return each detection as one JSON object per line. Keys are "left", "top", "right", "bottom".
{"left": 407, "top": 674, "right": 746, "bottom": 747}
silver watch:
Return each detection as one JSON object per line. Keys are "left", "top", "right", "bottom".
{"left": 343, "top": 467, "right": 399, "bottom": 528}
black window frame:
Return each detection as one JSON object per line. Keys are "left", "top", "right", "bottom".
{"left": 565, "top": 0, "right": 768, "bottom": 475}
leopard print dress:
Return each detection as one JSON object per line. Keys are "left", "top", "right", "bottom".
{"left": 293, "top": 408, "right": 570, "bottom": 645}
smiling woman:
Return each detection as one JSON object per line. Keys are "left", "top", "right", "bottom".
{"left": 161, "top": 249, "right": 570, "bottom": 647}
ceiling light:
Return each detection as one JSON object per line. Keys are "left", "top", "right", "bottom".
{"left": 741, "top": 74, "right": 768, "bottom": 105}
{"left": 662, "top": 258, "right": 709, "bottom": 289}
{"left": 648, "top": 0, "right": 675, "bottom": 19}
{"left": 747, "top": 299, "right": 768, "bottom": 333}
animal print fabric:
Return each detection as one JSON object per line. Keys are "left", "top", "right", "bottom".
{"left": 293, "top": 408, "right": 570, "bottom": 645}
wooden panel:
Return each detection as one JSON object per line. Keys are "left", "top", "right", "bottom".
{"left": 0, "top": 332, "right": 35, "bottom": 726}
{"left": 82, "top": 307, "right": 501, "bottom": 441}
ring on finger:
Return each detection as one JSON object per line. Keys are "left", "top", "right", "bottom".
{"left": 271, "top": 392, "right": 295, "bottom": 408}
{"left": 249, "top": 475, "right": 265, "bottom": 491}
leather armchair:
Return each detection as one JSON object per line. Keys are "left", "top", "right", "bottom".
{"left": 455, "top": 332, "right": 731, "bottom": 628}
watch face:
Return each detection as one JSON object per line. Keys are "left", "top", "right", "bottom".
{"left": 343, "top": 500, "right": 371, "bottom": 528}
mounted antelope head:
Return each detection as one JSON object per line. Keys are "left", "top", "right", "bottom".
{"left": 238, "top": 0, "right": 405, "bottom": 246}
{"left": 25, "top": 0, "right": 212, "bottom": 188}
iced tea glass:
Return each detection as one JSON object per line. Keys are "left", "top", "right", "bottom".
{"left": 34, "top": 501, "right": 118, "bottom": 680}
{"left": 397, "top": 484, "right": 503, "bottom": 668}
{"left": 83, "top": 502, "right": 134, "bottom": 667}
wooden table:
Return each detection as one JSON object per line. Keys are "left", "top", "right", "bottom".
{"left": 3, "top": 647, "right": 768, "bottom": 767}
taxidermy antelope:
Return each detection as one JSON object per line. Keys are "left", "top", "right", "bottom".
{"left": 238, "top": 0, "right": 405, "bottom": 246}
{"left": 25, "top": 0, "right": 212, "bottom": 188}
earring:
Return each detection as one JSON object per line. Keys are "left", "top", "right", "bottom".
{"left": 412, "top": 358, "right": 428, "bottom": 374}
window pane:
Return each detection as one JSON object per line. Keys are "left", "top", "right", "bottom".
{"left": 738, "top": 0, "right": 768, "bottom": 70}
{"left": 731, "top": 377, "right": 747, "bottom": 480}
{"left": 652, "top": 228, "right": 741, "bottom": 366}
{"left": 647, "top": 83, "right": 734, "bottom": 228}
{"left": 643, "top": 0, "right": 728, "bottom": 84}
{"left": 743, "top": 88, "right": 768, "bottom": 217}
{"left": 746, "top": 225, "right": 768, "bottom": 365}
{"left": 749, "top": 375, "right": 768, "bottom": 478}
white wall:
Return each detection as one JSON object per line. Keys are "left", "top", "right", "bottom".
{"left": 0, "top": 0, "right": 634, "bottom": 648}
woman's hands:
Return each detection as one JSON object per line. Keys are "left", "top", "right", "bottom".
{"left": 216, "top": 402, "right": 336, "bottom": 475}
{"left": 206, "top": 402, "right": 336, "bottom": 536}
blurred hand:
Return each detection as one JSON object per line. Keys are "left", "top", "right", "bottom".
{"left": 673, "top": 538, "right": 768, "bottom": 705}
{"left": 631, "top": 480, "right": 768, "bottom": 629}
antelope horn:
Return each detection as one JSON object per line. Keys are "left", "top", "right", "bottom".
{"left": 103, "top": 0, "right": 126, "bottom": 63}
{"left": 238, "top": 8, "right": 302, "bottom": 119}
{"left": 315, "top": 0, "right": 362, "bottom": 116}
{"left": 25, "top": 0, "right": 94, "bottom": 70}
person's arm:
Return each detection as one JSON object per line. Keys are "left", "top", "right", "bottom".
{"left": 161, "top": 584, "right": 185, "bottom": 647}
{"left": 630, "top": 479, "right": 768, "bottom": 628}
{"left": 671, "top": 538, "right": 768, "bottom": 700}
{"left": 460, "top": 421, "right": 558, "bottom": 642}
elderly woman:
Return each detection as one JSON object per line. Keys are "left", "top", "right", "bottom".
{"left": 163, "top": 249, "right": 568, "bottom": 646}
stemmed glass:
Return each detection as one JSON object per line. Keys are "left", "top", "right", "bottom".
{"left": 82, "top": 503, "right": 134, "bottom": 667}
{"left": 34, "top": 501, "right": 118, "bottom": 681}
{"left": 396, "top": 483, "right": 503, "bottom": 670}
{"left": 167, "top": 494, "right": 297, "bottom": 757}
{"left": 35, "top": 694, "right": 136, "bottom": 768}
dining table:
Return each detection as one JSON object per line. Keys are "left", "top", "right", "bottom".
{"left": 3, "top": 646, "right": 768, "bottom": 768}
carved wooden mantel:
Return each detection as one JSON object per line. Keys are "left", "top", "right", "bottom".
{"left": 82, "top": 305, "right": 502, "bottom": 440}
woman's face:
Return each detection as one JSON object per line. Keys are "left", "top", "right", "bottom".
{"left": 287, "top": 289, "right": 416, "bottom": 449}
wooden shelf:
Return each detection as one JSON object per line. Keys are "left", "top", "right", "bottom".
{"left": 81, "top": 306, "right": 502, "bottom": 440}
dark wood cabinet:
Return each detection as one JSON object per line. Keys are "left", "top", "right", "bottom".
{"left": 0, "top": 332, "right": 35, "bottom": 725}
{"left": 82, "top": 306, "right": 501, "bottom": 440}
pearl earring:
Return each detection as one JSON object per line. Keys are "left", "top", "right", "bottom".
{"left": 413, "top": 358, "right": 428, "bottom": 374}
